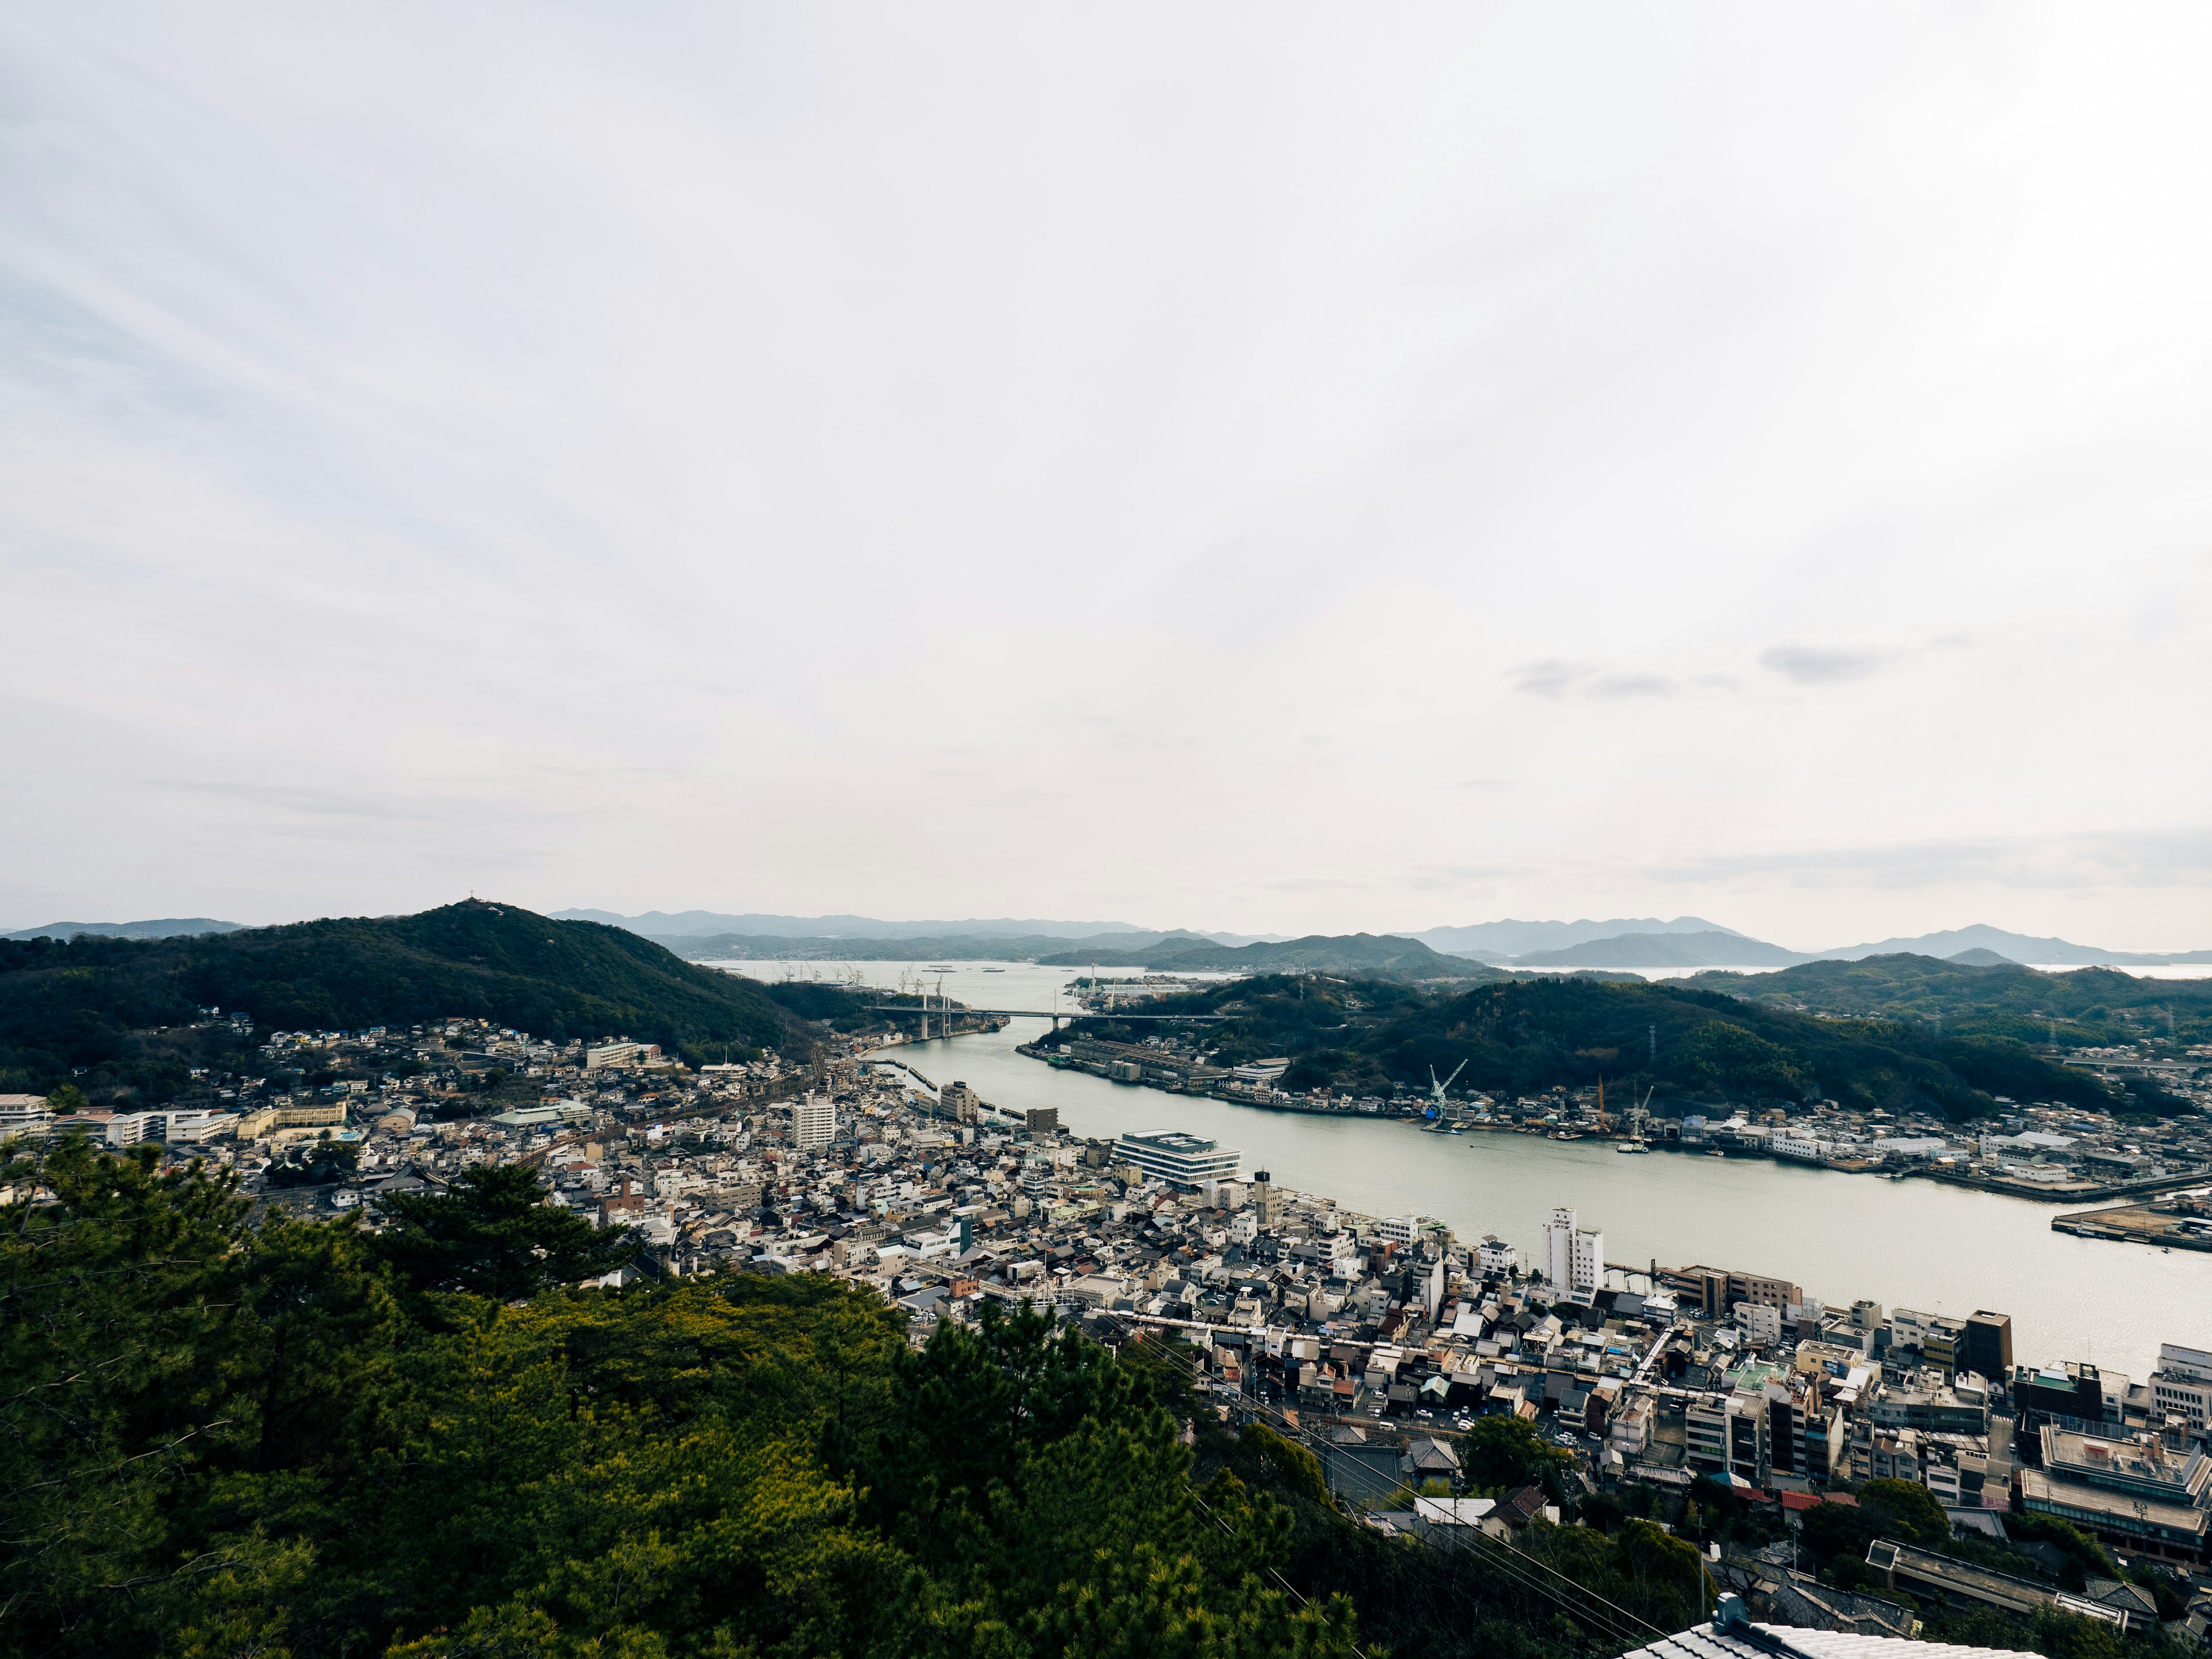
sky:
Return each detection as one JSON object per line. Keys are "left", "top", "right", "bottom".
{"left": 5, "top": 4, "right": 2211, "bottom": 952}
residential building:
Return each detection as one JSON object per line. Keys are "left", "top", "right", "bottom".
{"left": 937, "top": 1081, "right": 980, "bottom": 1123}
{"left": 1542, "top": 1206, "right": 1603, "bottom": 1299}
{"left": 1477, "top": 1234, "right": 1517, "bottom": 1275}
{"left": 793, "top": 1093, "right": 835, "bottom": 1153}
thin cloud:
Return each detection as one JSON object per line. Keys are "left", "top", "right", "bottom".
{"left": 1758, "top": 635, "right": 1971, "bottom": 685}
{"left": 1646, "top": 827, "right": 2212, "bottom": 892}
{"left": 1508, "top": 661, "right": 1678, "bottom": 699}
{"left": 1759, "top": 642, "right": 1889, "bottom": 683}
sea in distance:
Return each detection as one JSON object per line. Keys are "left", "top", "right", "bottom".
{"left": 710, "top": 959, "right": 2212, "bottom": 1383}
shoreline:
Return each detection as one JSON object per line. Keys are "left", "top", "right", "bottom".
{"left": 1007, "top": 1039, "right": 2210, "bottom": 1219}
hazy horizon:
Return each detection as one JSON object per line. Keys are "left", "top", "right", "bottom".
{"left": 5, "top": 5, "right": 2209, "bottom": 950}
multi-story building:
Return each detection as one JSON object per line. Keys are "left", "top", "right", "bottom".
{"left": 792, "top": 1093, "right": 836, "bottom": 1153}
{"left": 1963, "top": 1310, "right": 2014, "bottom": 1382}
{"left": 234, "top": 1101, "right": 347, "bottom": 1138}
{"left": 0, "top": 1095, "right": 52, "bottom": 1141}
{"left": 1543, "top": 1206, "right": 1603, "bottom": 1299}
{"left": 1477, "top": 1234, "right": 1517, "bottom": 1276}
{"left": 2021, "top": 1427, "right": 2212, "bottom": 1567}
{"left": 2151, "top": 1344, "right": 2212, "bottom": 1430}
{"left": 586, "top": 1042, "right": 645, "bottom": 1071}
{"left": 1870, "top": 1380, "right": 1991, "bottom": 1435}
{"left": 937, "top": 1081, "right": 980, "bottom": 1123}
{"left": 2013, "top": 1362, "right": 2120, "bottom": 1433}
{"left": 1113, "top": 1130, "right": 1240, "bottom": 1188}
{"left": 1664, "top": 1263, "right": 1802, "bottom": 1319}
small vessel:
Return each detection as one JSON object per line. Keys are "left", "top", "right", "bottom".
{"left": 1707, "top": 1149, "right": 1726, "bottom": 1158}
{"left": 982, "top": 967, "right": 1005, "bottom": 973}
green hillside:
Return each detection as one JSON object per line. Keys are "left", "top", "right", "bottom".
{"left": 1036, "top": 931, "right": 1495, "bottom": 980}
{"left": 1690, "top": 955, "right": 2212, "bottom": 1047}
{"left": 0, "top": 900, "right": 813, "bottom": 1101}
{"left": 1063, "top": 971, "right": 2128, "bottom": 1119}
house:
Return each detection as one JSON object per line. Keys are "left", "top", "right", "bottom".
{"left": 1402, "top": 1437, "right": 1461, "bottom": 1486}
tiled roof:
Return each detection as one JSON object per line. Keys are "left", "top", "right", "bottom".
{"left": 1622, "top": 1623, "right": 2032, "bottom": 1659}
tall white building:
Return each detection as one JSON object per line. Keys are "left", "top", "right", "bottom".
{"left": 792, "top": 1092, "right": 835, "bottom": 1153}
{"left": 1542, "top": 1205, "right": 1604, "bottom": 1300}
{"left": 2153, "top": 1343, "right": 2212, "bottom": 1428}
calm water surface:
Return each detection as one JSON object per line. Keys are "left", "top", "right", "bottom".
{"left": 715, "top": 960, "right": 2212, "bottom": 1381}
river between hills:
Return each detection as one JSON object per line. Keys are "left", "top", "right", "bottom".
{"left": 713, "top": 959, "right": 2211, "bottom": 1382}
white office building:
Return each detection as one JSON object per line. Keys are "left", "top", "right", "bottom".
{"left": 2153, "top": 1343, "right": 2212, "bottom": 1428}
{"left": 1542, "top": 1205, "right": 1604, "bottom": 1299}
{"left": 792, "top": 1093, "right": 836, "bottom": 1153}
{"left": 1113, "top": 1130, "right": 1241, "bottom": 1188}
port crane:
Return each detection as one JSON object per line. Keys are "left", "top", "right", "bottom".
{"left": 1428, "top": 1059, "right": 1467, "bottom": 1112}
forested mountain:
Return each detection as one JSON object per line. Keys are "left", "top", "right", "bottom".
{"left": 1395, "top": 916, "right": 1745, "bottom": 959}
{"left": 0, "top": 900, "right": 816, "bottom": 1100}
{"left": 1690, "top": 955, "right": 2212, "bottom": 1047}
{"left": 1512, "top": 931, "right": 1808, "bottom": 968}
{"left": 1036, "top": 932, "right": 1496, "bottom": 980}
{"left": 1066, "top": 969, "right": 2131, "bottom": 1118}
{"left": 653, "top": 928, "right": 1229, "bottom": 961}
{"left": 1, "top": 916, "right": 244, "bottom": 941}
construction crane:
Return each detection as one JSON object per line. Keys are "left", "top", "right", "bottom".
{"left": 1428, "top": 1059, "right": 1468, "bottom": 1112}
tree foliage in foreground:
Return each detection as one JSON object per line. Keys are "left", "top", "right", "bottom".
{"left": 6, "top": 1143, "right": 2192, "bottom": 1659}
{"left": 0, "top": 1142, "right": 1356, "bottom": 1658}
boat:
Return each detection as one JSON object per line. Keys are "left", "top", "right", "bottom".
{"left": 1550, "top": 1130, "right": 1584, "bottom": 1141}
{"left": 981, "top": 967, "right": 1005, "bottom": 973}
{"left": 1707, "top": 1149, "right": 1726, "bottom": 1158}
{"left": 1615, "top": 1139, "right": 1649, "bottom": 1155}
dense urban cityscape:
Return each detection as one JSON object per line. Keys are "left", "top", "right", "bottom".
{"left": 10, "top": 980, "right": 2210, "bottom": 1646}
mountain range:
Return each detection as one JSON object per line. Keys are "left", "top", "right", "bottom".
{"left": 12, "top": 908, "right": 2207, "bottom": 970}
{"left": 2, "top": 918, "right": 244, "bottom": 942}
{"left": 549, "top": 908, "right": 1264, "bottom": 944}
{"left": 1395, "top": 919, "right": 2212, "bottom": 968}
{"left": 1032, "top": 932, "right": 1493, "bottom": 980}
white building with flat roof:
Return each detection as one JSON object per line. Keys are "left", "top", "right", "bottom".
{"left": 793, "top": 1093, "right": 835, "bottom": 1152}
{"left": 1542, "top": 1205, "right": 1604, "bottom": 1299}
{"left": 1113, "top": 1130, "right": 1240, "bottom": 1188}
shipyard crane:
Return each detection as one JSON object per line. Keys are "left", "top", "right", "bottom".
{"left": 1428, "top": 1059, "right": 1468, "bottom": 1111}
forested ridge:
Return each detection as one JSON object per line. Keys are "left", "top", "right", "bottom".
{"left": 0, "top": 900, "right": 824, "bottom": 1103}
{"left": 1071, "top": 971, "right": 2132, "bottom": 1119}
{"left": 1687, "top": 956, "right": 2212, "bottom": 1046}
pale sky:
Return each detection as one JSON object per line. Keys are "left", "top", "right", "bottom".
{"left": 5, "top": 4, "right": 2211, "bottom": 950}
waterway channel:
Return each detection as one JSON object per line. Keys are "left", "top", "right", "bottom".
{"left": 715, "top": 960, "right": 2212, "bottom": 1382}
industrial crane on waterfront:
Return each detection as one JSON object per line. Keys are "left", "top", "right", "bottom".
{"left": 1428, "top": 1059, "right": 1467, "bottom": 1112}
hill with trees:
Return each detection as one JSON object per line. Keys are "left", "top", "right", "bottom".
{"left": 0, "top": 900, "right": 825, "bottom": 1103}
{"left": 1689, "top": 955, "right": 2212, "bottom": 1048}
{"left": 1512, "top": 931, "right": 1809, "bottom": 969}
{"left": 1061, "top": 969, "right": 2134, "bottom": 1119}
{"left": 1036, "top": 932, "right": 1497, "bottom": 980}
